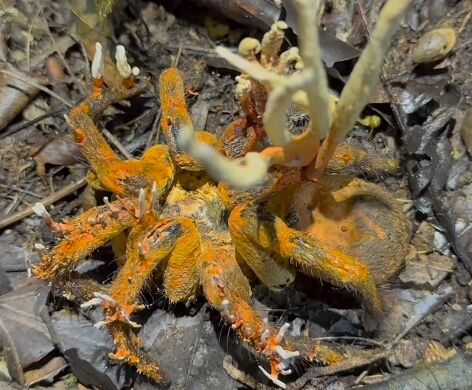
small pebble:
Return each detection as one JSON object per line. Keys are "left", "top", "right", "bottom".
{"left": 412, "top": 27, "right": 456, "bottom": 63}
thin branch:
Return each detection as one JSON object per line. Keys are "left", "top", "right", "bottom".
{"left": 308, "top": 0, "right": 411, "bottom": 179}
{"left": 102, "top": 129, "right": 133, "bottom": 160}
{"left": 0, "top": 178, "right": 87, "bottom": 230}
{"left": 0, "top": 69, "right": 73, "bottom": 107}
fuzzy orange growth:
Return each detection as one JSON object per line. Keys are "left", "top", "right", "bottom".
{"left": 70, "top": 108, "right": 120, "bottom": 164}
{"left": 109, "top": 214, "right": 175, "bottom": 308}
{"left": 200, "top": 247, "right": 266, "bottom": 347}
{"left": 219, "top": 118, "right": 262, "bottom": 159}
{"left": 74, "top": 128, "right": 86, "bottom": 146}
{"left": 159, "top": 67, "right": 192, "bottom": 132}
{"left": 229, "top": 202, "right": 299, "bottom": 290}
{"left": 161, "top": 218, "right": 201, "bottom": 303}
{"left": 275, "top": 219, "right": 382, "bottom": 313}
{"left": 158, "top": 67, "right": 220, "bottom": 170}
{"left": 92, "top": 77, "right": 105, "bottom": 90}
{"left": 109, "top": 324, "right": 166, "bottom": 383}
{"left": 34, "top": 198, "right": 136, "bottom": 280}
{"left": 328, "top": 143, "right": 399, "bottom": 174}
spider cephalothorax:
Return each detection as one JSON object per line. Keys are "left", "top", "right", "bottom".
{"left": 33, "top": 0, "right": 411, "bottom": 388}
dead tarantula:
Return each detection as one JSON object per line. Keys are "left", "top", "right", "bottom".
{"left": 33, "top": 0, "right": 411, "bottom": 387}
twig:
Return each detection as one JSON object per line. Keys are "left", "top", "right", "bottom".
{"left": 353, "top": 368, "right": 370, "bottom": 386}
{"left": 311, "top": 336, "right": 386, "bottom": 348}
{"left": 78, "top": 41, "right": 92, "bottom": 83}
{"left": 1, "top": 108, "right": 68, "bottom": 140}
{"left": 102, "top": 129, "right": 134, "bottom": 160}
{"left": 30, "top": 35, "right": 76, "bottom": 68}
{"left": 145, "top": 108, "right": 161, "bottom": 151}
{"left": 0, "top": 178, "right": 87, "bottom": 230}
{"left": 388, "top": 286, "right": 454, "bottom": 348}
{"left": 0, "top": 69, "right": 73, "bottom": 108}
{"left": 0, "top": 183, "right": 42, "bottom": 198}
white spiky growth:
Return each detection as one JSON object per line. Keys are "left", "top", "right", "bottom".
{"left": 137, "top": 188, "right": 146, "bottom": 220}
{"left": 91, "top": 42, "right": 105, "bottom": 79}
{"left": 63, "top": 114, "right": 71, "bottom": 126}
{"left": 258, "top": 322, "right": 299, "bottom": 388}
{"left": 81, "top": 292, "right": 142, "bottom": 328}
{"left": 115, "top": 45, "right": 133, "bottom": 79}
{"left": 32, "top": 202, "right": 49, "bottom": 218}
{"left": 259, "top": 366, "right": 287, "bottom": 388}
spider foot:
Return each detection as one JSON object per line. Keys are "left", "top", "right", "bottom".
{"left": 259, "top": 322, "right": 299, "bottom": 389}
{"left": 107, "top": 326, "right": 169, "bottom": 384}
{"left": 219, "top": 296, "right": 297, "bottom": 389}
{"left": 32, "top": 202, "right": 68, "bottom": 234}
{"left": 81, "top": 292, "right": 144, "bottom": 328}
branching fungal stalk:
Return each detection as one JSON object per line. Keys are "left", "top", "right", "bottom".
{"left": 179, "top": 0, "right": 411, "bottom": 188}
{"left": 307, "top": 0, "right": 411, "bottom": 179}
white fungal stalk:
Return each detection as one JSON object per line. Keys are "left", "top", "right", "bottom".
{"left": 115, "top": 45, "right": 138, "bottom": 79}
{"left": 81, "top": 292, "right": 142, "bottom": 329}
{"left": 180, "top": 0, "right": 411, "bottom": 189}
{"left": 310, "top": 0, "right": 411, "bottom": 178}
{"left": 178, "top": 124, "right": 269, "bottom": 188}
{"left": 91, "top": 42, "right": 104, "bottom": 79}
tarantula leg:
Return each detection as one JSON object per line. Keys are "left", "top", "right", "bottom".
{"left": 227, "top": 200, "right": 298, "bottom": 289}
{"left": 80, "top": 215, "right": 200, "bottom": 382}
{"left": 69, "top": 92, "right": 175, "bottom": 197}
{"left": 229, "top": 204, "right": 385, "bottom": 315}
{"left": 292, "top": 176, "right": 409, "bottom": 284}
{"left": 159, "top": 67, "right": 219, "bottom": 170}
{"left": 109, "top": 323, "right": 168, "bottom": 383}
{"left": 327, "top": 143, "right": 399, "bottom": 175}
{"left": 67, "top": 43, "right": 176, "bottom": 198}
{"left": 57, "top": 277, "right": 167, "bottom": 384}
{"left": 107, "top": 215, "right": 200, "bottom": 313}
{"left": 200, "top": 246, "right": 347, "bottom": 388}
{"left": 200, "top": 247, "right": 294, "bottom": 387}
{"left": 34, "top": 197, "right": 136, "bottom": 280}
{"left": 81, "top": 213, "right": 200, "bottom": 338}
{"left": 219, "top": 118, "right": 263, "bottom": 159}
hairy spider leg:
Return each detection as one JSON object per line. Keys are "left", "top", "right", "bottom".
{"left": 58, "top": 271, "right": 169, "bottom": 383}
{"left": 294, "top": 176, "right": 409, "bottom": 283}
{"left": 327, "top": 143, "right": 399, "bottom": 175}
{"left": 83, "top": 214, "right": 201, "bottom": 382}
{"left": 106, "top": 215, "right": 201, "bottom": 319}
{"left": 229, "top": 203, "right": 385, "bottom": 315}
{"left": 109, "top": 322, "right": 168, "bottom": 383}
{"left": 199, "top": 246, "right": 347, "bottom": 387}
{"left": 34, "top": 197, "right": 136, "bottom": 280}
{"left": 159, "top": 67, "right": 219, "bottom": 171}
{"left": 219, "top": 117, "right": 263, "bottom": 159}
{"left": 69, "top": 78, "right": 175, "bottom": 198}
